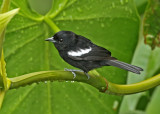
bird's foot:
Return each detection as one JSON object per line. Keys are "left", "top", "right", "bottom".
{"left": 84, "top": 72, "right": 90, "bottom": 80}
{"left": 64, "top": 68, "right": 90, "bottom": 80}
{"left": 64, "top": 68, "right": 83, "bottom": 79}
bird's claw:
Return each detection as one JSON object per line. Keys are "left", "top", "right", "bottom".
{"left": 84, "top": 72, "right": 90, "bottom": 80}
{"left": 71, "top": 71, "right": 76, "bottom": 79}
{"left": 64, "top": 68, "right": 83, "bottom": 79}
{"left": 64, "top": 68, "right": 90, "bottom": 80}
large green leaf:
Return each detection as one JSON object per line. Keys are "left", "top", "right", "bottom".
{"left": 0, "top": 0, "right": 140, "bottom": 114}
{"left": 146, "top": 86, "right": 160, "bottom": 114}
{"left": 120, "top": 23, "right": 160, "bottom": 113}
{"left": 119, "top": 34, "right": 151, "bottom": 114}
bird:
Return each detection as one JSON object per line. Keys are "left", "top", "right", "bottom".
{"left": 45, "top": 31, "right": 143, "bottom": 79}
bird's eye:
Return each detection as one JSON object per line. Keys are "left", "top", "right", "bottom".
{"left": 59, "top": 39, "right": 63, "bottom": 43}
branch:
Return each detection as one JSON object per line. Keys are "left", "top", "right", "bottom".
{"left": 9, "top": 71, "right": 107, "bottom": 92}
{"left": 107, "top": 73, "right": 160, "bottom": 95}
{"left": 8, "top": 70, "right": 160, "bottom": 95}
{"left": 44, "top": 16, "right": 60, "bottom": 33}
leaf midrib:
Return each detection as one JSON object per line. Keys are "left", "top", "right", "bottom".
{"left": 43, "top": 23, "right": 52, "bottom": 114}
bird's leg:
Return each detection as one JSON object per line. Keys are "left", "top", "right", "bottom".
{"left": 64, "top": 68, "right": 83, "bottom": 79}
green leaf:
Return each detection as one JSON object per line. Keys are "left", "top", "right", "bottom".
{"left": 143, "top": 0, "right": 160, "bottom": 49}
{"left": 0, "top": 8, "right": 19, "bottom": 57}
{"left": 10, "top": 0, "right": 43, "bottom": 21}
{"left": 0, "top": 8, "right": 19, "bottom": 36}
{"left": 0, "top": 0, "right": 140, "bottom": 114}
{"left": 120, "top": 22, "right": 160, "bottom": 113}
{"left": 119, "top": 35, "right": 151, "bottom": 114}
{"left": 146, "top": 86, "right": 160, "bottom": 114}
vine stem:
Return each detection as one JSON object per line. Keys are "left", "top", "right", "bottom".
{"left": 0, "top": 0, "right": 11, "bottom": 109}
{"left": 107, "top": 73, "right": 160, "bottom": 95}
{"left": 0, "top": 0, "right": 11, "bottom": 13}
{"left": 44, "top": 16, "right": 60, "bottom": 33}
{"left": 9, "top": 71, "right": 107, "bottom": 92}
{"left": 8, "top": 70, "right": 160, "bottom": 95}
{"left": 0, "top": 90, "right": 5, "bottom": 108}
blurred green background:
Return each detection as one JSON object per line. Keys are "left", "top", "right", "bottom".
{"left": 1, "top": 0, "right": 160, "bottom": 114}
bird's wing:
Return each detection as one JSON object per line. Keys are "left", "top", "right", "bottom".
{"left": 67, "top": 45, "right": 116, "bottom": 61}
{"left": 68, "top": 55, "right": 116, "bottom": 61}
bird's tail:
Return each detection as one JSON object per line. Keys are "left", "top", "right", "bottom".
{"left": 106, "top": 60, "right": 143, "bottom": 74}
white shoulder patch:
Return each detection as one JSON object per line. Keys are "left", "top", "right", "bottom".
{"left": 68, "top": 47, "right": 92, "bottom": 56}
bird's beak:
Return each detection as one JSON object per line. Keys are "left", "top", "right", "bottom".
{"left": 45, "top": 37, "right": 56, "bottom": 43}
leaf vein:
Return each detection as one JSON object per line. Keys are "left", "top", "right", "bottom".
{"left": 10, "top": 85, "right": 36, "bottom": 114}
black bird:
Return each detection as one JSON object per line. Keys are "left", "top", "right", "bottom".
{"left": 45, "top": 31, "right": 143, "bottom": 79}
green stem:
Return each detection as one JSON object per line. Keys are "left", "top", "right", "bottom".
{"left": 0, "top": 0, "right": 11, "bottom": 13}
{"left": 0, "top": 51, "right": 7, "bottom": 90}
{"left": 107, "top": 73, "right": 160, "bottom": 95}
{"left": 0, "top": 0, "right": 12, "bottom": 58}
{"left": 9, "top": 71, "right": 107, "bottom": 92}
{"left": 0, "top": 89, "right": 5, "bottom": 109}
{"left": 0, "top": 0, "right": 11, "bottom": 108}
{"left": 44, "top": 16, "right": 60, "bottom": 33}
{"left": 9, "top": 71, "right": 107, "bottom": 91}
{"left": 8, "top": 70, "right": 160, "bottom": 95}
{"left": 0, "top": 31, "right": 5, "bottom": 62}
{"left": 0, "top": 0, "right": 11, "bottom": 89}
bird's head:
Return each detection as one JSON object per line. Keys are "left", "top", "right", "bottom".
{"left": 45, "top": 31, "right": 77, "bottom": 51}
